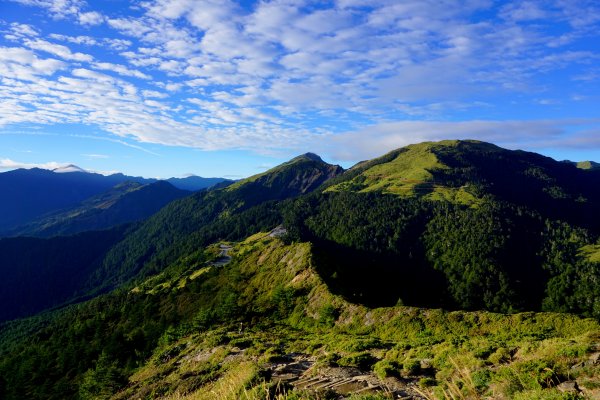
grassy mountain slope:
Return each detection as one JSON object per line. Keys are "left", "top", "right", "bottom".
{"left": 93, "top": 153, "right": 343, "bottom": 289}
{"left": 325, "top": 140, "right": 477, "bottom": 205}
{"left": 2, "top": 233, "right": 599, "bottom": 400}
{"left": 9, "top": 181, "right": 190, "bottom": 237}
{"left": 325, "top": 140, "right": 600, "bottom": 229}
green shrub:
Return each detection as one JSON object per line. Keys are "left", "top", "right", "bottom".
{"left": 319, "top": 304, "right": 339, "bottom": 327}
{"left": 418, "top": 377, "right": 437, "bottom": 388}
{"left": 402, "top": 359, "right": 421, "bottom": 376}
{"left": 471, "top": 369, "right": 491, "bottom": 392}
{"left": 373, "top": 360, "right": 399, "bottom": 379}
{"left": 488, "top": 347, "right": 511, "bottom": 365}
{"left": 338, "top": 352, "right": 377, "bottom": 370}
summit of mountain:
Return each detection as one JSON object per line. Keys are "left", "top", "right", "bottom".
{"left": 225, "top": 151, "right": 343, "bottom": 197}
{"left": 94, "top": 152, "right": 344, "bottom": 289}
{"left": 324, "top": 139, "right": 600, "bottom": 229}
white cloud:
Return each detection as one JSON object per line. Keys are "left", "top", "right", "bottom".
{"left": 142, "top": 90, "right": 168, "bottom": 98}
{"left": 500, "top": 1, "right": 548, "bottom": 22}
{"left": 107, "top": 18, "right": 155, "bottom": 39}
{"left": 48, "top": 33, "right": 97, "bottom": 46}
{"left": 3, "top": 0, "right": 600, "bottom": 159}
{"left": 92, "top": 62, "right": 151, "bottom": 79}
{"left": 24, "top": 39, "right": 93, "bottom": 62}
{"left": 9, "top": 0, "right": 83, "bottom": 18}
{"left": 0, "top": 47, "right": 65, "bottom": 81}
{"left": 104, "top": 38, "right": 131, "bottom": 51}
{"left": 0, "top": 158, "right": 68, "bottom": 171}
{"left": 78, "top": 11, "right": 104, "bottom": 25}
{"left": 7, "top": 23, "right": 39, "bottom": 38}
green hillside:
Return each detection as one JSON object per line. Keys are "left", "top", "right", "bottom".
{"left": 89, "top": 153, "right": 343, "bottom": 291}
{"left": 1, "top": 140, "right": 600, "bottom": 400}
{"left": 325, "top": 140, "right": 600, "bottom": 230}
{"left": 325, "top": 140, "right": 478, "bottom": 205}
{"left": 576, "top": 160, "right": 600, "bottom": 170}
{"left": 2, "top": 233, "right": 599, "bottom": 400}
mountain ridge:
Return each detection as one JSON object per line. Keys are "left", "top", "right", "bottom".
{"left": 0, "top": 168, "right": 230, "bottom": 234}
{"left": 324, "top": 139, "right": 600, "bottom": 227}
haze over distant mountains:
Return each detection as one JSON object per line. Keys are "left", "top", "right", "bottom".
{"left": 0, "top": 166, "right": 231, "bottom": 235}
{"left": 7, "top": 181, "right": 189, "bottom": 238}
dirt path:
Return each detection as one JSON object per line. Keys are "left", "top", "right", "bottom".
{"left": 210, "top": 244, "right": 233, "bottom": 267}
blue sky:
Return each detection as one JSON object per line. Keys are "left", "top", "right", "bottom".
{"left": 1, "top": 0, "right": 599, "bottom": 178}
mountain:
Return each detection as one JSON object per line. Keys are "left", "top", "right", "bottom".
{"left": 0, "top": 167, "right": 233, "bottom": 234}
{"left": 280, "top": 140, "right": 600, "bottom": 312}
{"left": 2, "top": 142, "right": 600, "bottom": 400}
{"left": 166, "top": 175, "right": 232, "bottom": 191}
{"left": 94, "top": 152, "right": 343, "bottom": 288}
{"left": 0, "top": 168, "right": 154, "bottom": 234}
{"left": 324, "top": 140, "right": 600, "bottom": 229}
{"left": 8, "top": 181, "right": 190, "bottom": 237}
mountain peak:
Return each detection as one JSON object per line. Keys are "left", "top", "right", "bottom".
{"left": 225, "top": 151, "right": 343, "bottom": 195}
{"left": 52, "top": 164, "right": 87, "bottom": 174}
{"left": 294, "top": 152, "right": 324, "bottom": 163}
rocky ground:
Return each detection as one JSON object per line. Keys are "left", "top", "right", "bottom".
{"left": 266, "top": 353, "right": 425, "bottom": 399}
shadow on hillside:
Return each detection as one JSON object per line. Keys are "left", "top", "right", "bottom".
{"left": 310, "top": 238, "right": 451, "bottom": 309}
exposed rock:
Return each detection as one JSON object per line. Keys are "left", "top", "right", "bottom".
{"left": 588, "top": 352, "right": 600, "bottom": 366}
{"left": 557, "top": 381, "right": 579, "bottom": 393}
{"left": 266, "top": 352, "right": 426, "bottom": 399}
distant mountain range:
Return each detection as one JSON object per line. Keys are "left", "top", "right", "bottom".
{"left": 166, "top": 175, "right": 231, "bottom": 191}
{"left": 7, "top": 181, "right": 190, "bottom": 238}
{"left": 0, "top": 167, "right": 231, "bottom": 234}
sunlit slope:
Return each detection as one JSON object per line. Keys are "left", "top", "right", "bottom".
{"left": 325, "top": 140, "right": 600, "bottom": 223}
{"left": 2, "top": 229, "right": 600, "bottom": 399}
{"left": 325, "top": 140, "right": 477, "bottom": 204}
